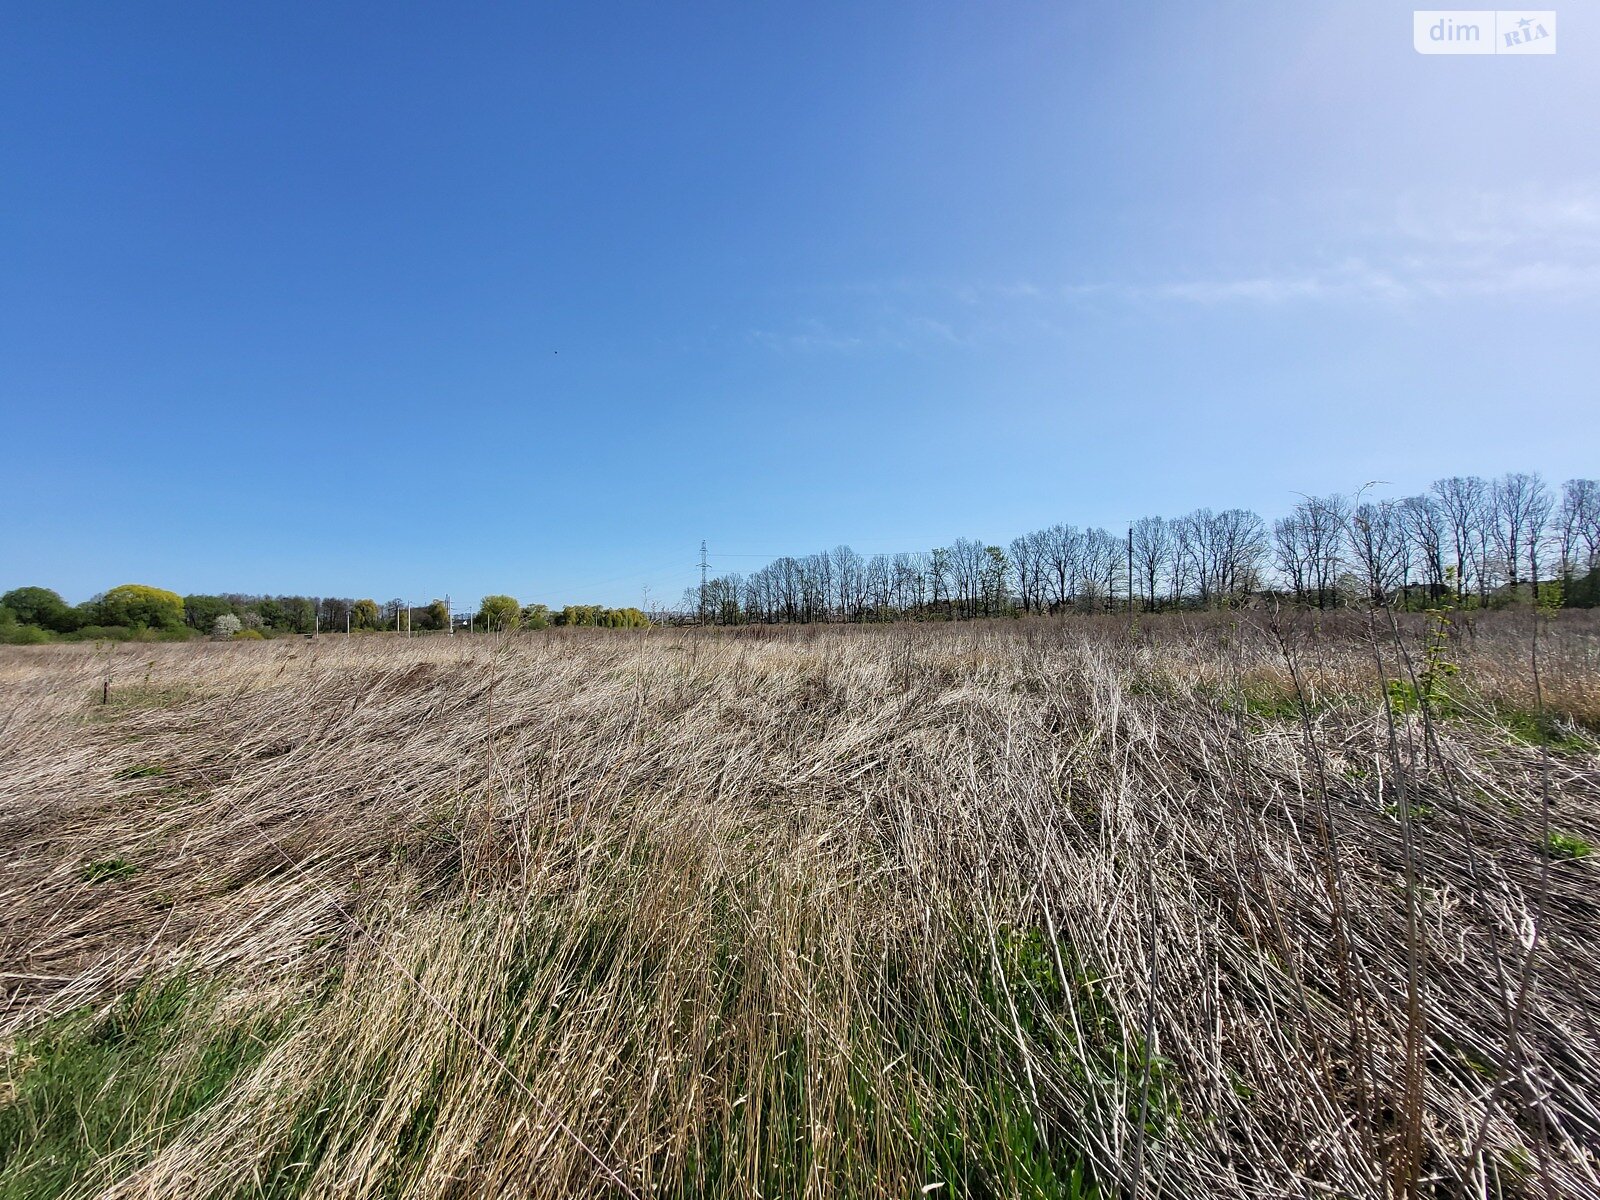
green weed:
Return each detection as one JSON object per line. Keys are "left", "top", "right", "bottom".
{"left": 79, "top": 858, "right": 138, "bottom": 884}
{"left": 1544, "top": 831, "right": 1592, "bottom": 860}
{"left": 115, "top": 763, "right": 166, "bottom": 780}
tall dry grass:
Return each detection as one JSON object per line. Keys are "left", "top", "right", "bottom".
{"left": 1, "top": 611, "right": 1597, "bottom": 1198}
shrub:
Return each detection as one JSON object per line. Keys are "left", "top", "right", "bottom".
{"left": 0, "top": 623, "right": 52, "bottom": 645}
{"left": 64, "top": 625, "right": 134, "bottom": 642}
{"left": 212, "top": 614, "right": 243, "bottom": 639}
{"left": 232, "top": 629, "right": 265, "bottom": 640}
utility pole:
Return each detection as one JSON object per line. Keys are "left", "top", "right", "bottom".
{"left": 699, "top": 539, "right": 709, "bottom": 623}
{"left": 446, "top": 594, "right": 452, "bottom": 637}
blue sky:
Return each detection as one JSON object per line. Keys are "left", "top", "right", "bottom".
{"left": 3, "top": 3, "right": 1596, "bottom": 608}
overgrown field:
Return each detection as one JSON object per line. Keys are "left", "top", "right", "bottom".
{"left": 2, "top": 612, "right": 1598, "bottom": 1199}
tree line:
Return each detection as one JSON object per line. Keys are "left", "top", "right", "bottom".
{"left": 6, "top": 471, "right": 1596, "bottom": 642}
{"left": 680, "top": 472, "right": 1600, "bottom": 624}
{"left": 0, "top": 586, "right": 651, "bottom": 644}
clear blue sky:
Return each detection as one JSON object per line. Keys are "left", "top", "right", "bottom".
{"left": 3, "top": 3, "right": 1596, "bottom": 608}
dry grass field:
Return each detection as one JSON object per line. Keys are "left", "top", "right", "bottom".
{"left": 2, "top": 612, "right": 1598, "bottom": 1199}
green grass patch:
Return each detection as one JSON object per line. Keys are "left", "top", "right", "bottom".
{"left": 115, "top": 763, "right": 166, "bottom": 780}
{"left": 1238, "top": 686, "right": 1304, "bottom": 722}
{"left": 1204, "top": 678, "right": 1312, "bottom": 724}
{"left": 89, "top": 684, "right": 198, "bottom": 716}
{"left": 894, "top": 925, "right": 1176, "bottom": 1199}
{"left": 79, "top": 858, "right": 139, "bottom": 884}
{"left": 0, "top": 976, "right": 296, "bottom": 1200}
{"left": 1500, "top": 708, "right": 1596, "bottom": 753}
{"left": 1543, "top": 830, "right": 1592, "bottom": 860}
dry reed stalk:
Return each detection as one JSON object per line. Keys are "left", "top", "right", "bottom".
{"left": 0, "top": 613, "right": 1596, "bottom": 1198}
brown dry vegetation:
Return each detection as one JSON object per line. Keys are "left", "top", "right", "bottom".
{"left": 1, "top": 611, "right": 1598, "bottom": 1199}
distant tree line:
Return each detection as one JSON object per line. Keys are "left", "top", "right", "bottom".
{"left": 0, "top": 587, "right": 653, "bottom": 644}
{"left": 474, "top": 597, "right": 650, "bottom": 632}
{"left": 6, "top": 471, "right": 1596, "bottom": 642}
{"left": 679, "top": 472, "right": 1600, "bottom": 624}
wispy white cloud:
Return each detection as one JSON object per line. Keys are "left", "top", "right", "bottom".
{"left": 749, "top": 313, "right": 971, "bottom": 355}
{"left": 1117, "top": 254, "right": 1600, "bottom": 306}
{"left": 750, "top": 185, "right": 1600, "bottom": 351}
{"left": 1390, "top": 185, "right": 1600, "bottom": 250}
{"left": 749, "top": 319, "right": 867, "bottom": 354}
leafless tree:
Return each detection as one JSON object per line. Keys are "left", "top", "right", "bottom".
{"left": 1274, "top": 495, "right": 1348, "bottom": 608}
{"left": 948, "top": 538, "right": 988, "bottom": 619}
{"left": 1348, "top": 501, "right": 1408, "bottom": 606}
{"left": 1492, "top": 472, "right": 1552, "bottom": 599}
{"left": 1431, "top": 476, "right": 1489, "bottom": 603}
{"left": 1559, "top": 479, "right": 1599, "bottom": 582}
{"left": 1040, "top": 524, "right": 1082, "bottom": 612}
{"left": 1399, "top": 495, "right": 1448, "bottom": 604}
{"left": 1131, "top": 516, "right": 1172, "bottom": 610}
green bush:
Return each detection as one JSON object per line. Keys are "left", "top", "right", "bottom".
{"left": 551, "top": 605, "right": 650, "bottom": 629}
{"left": 0, "top": 623, "right": 53, "bottom": 645}
{"left": 232, "top": 629, "right": 266, "bottom": 641}
{"left": 63, "top": 625, "right": 135, "bottom": 642}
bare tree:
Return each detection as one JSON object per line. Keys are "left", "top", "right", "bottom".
{"left": 983, "top": 545, "right": 1012, "bottom": 615}
{"left": 1077, "top": 529, "right": 1117, "bottom": 611}
{"left": 1182, "top": 508, "right": 1265, "bottom": 606}
{"left": 1131, "top": 516, "right": 1172, "bottom": 610}
{"left": 1431, "top": 476, "right": 1489, "bottom": 604}
{"left": 1399, "top": 495, "right": 1448, "bottom": 605}
{"left": 1348, "top": 501, "right": 1407, "bottom": 606}
{"left": 1041, "top": 524, "right": 1082, "bottom": 612}
{"left": 1492, "top": 472, "right": 1552, "bottom": 600}
{"left": 1560, "top": 479, "right": 1599, "bottom": 581}
{"left": 1273, "top": 513, "right": 1312, "bottom": 605}
{"left": 864, "top": 554, "right": 893, "bottom": 619}
{"left": 659, "top": 468, "right": 1574, "bottom": 627}
{"left": 1009, "top": 535, "right": 1041, "bottom": 614}
{"left": 948, "top": 538, "right": 989, "bottom": 619}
